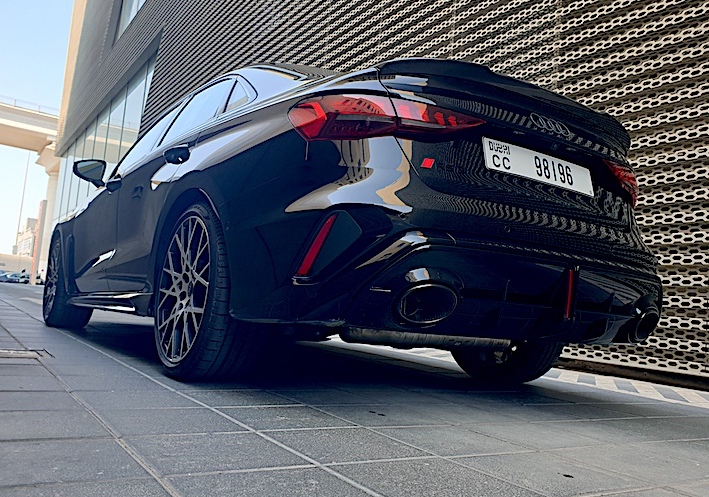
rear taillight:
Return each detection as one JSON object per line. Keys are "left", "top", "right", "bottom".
{"left": 604, "top": 159, "right": 639, "bottom": 208}
{"left": 288, "top": 94, "right": 484, "bottom": 141}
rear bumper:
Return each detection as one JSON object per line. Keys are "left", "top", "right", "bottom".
{"left": 234, "top": 221, "right": 662, "bottom": 346}
{"left": 339, "top": 234, "right": 662, "bottom": 345}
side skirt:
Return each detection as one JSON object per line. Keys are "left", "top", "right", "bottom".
{"left": 68, "top": 292, "right": 152, "bottom": 316}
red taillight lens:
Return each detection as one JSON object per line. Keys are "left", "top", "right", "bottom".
{"left": 604, "top": 159, "right": 639, "bottom": 208}
{"left": 288, "top": 94, "right": 484, "bottom": 141}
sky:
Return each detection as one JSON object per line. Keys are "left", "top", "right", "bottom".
{"left": 0, "top": 1, "right": 74, "bottom": 254}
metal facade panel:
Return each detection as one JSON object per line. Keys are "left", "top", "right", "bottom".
{"left": 59, "top": 0, "right": 708, "bottom": 378}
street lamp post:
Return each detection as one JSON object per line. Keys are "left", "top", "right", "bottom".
{"left": 14, "top": 151, "right": 31, "bottom": 272}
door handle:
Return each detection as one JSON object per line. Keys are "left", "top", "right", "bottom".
{"left": 132, "top": 186, "right": 144, "bottom": 199}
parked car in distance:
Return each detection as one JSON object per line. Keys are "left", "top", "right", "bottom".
{"left": 2, "top": 272, "right": 30, "bottom": 284}
{"left": 44, "top": 58, "right": 662, "bottom": 383}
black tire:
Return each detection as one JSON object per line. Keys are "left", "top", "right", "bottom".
{"left": 43, "top": 237, "right": 93, "bottom": 329}
{"left": 452, "top": 341, "right": 564, "bottom": 384}
{"left": 154, "top": 202, "right": 265, "bottom": 380}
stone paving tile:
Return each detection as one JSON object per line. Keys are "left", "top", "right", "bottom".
{"left": 376, "top": 425, "right": 527, "bottom": 457}
{"left": 403, "top": 401, "right": 524, "bottom": 425}
{"left": 221, "top": 405, "right": 355, "bottom": 430}
{"left": 181, "top": 388, "right": 298, "bottom": 407}
{"left": 464, "top": 420, "right": 606, "bottom": 450}
{"left": 267, "top": 388, "right": 374, "bottom": 406}
{"left": 459, "top": 400, "right": 639, "bottom": 423}
{"left": 268, "top": 427, "right": 428, "bottom": 464}
{"left": 318, "top": 403, "right": 455, "bottom": 427}
{"left": 0, "top": 439, "right": 147, "bottom": 487}
{"left": 40, "top": 361, "right": 140, "bottom": 376}
{"left": 127, "top": 432, "right": 306, "bottom": 475}
{"left": 96, "top": 407, "right": 244, "bottom": 436}
{"left": 169, "top": 467, "right": 371, "bottom": 497}
{"left": 0, "top": 391, "right": 83, "bottom": 411}
{"left": 590, "top": 401, "right": 709, "bottom": 418}
{"left": 0, "top": 363, "right": 58, "bottom": 377}
{"left": 0, "top": 410, "right": 108, "bottom": 440}
{"left": 0, "top": 358, "right": 36, "bottom": 366}
{"left": 409, "top": 387, "right": 572, "bottom": 409}
{"left": 670, "top": 479, "right": 709, "bottom": 497}
{"left": 549, "top": 417, "right": 709, "bottom": 444}
{"left": 554, "top": 440, "right": 709, "bottom": 484}
{"left": 0, "top": 374, "right": 64, "bottom": 391}
{"left": 58, "top": 374, "right": 169, "bottom": 392}
{"left": 76, "top": 389, "right": 197, "bottom": 409}
{"left": 2, "top": 478, "right": 171, "bottom": 497}
{"left": 608, "top": 490, "right": 697, "bottom": 497}
{"left": 455, "top": 451, "right": 643, "bottom": 497}
{"left": 335, "top": 458, "right": 542, "bottom": 497}
{"left": 336, "top": 385, "right": 453, "bottom": 405}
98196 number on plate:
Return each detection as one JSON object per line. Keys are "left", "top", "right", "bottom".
{"left": 482, "top": 137, "right": 594, "bottom": 197}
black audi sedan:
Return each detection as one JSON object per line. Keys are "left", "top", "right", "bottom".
{"left": 44, "top": 58, "right": 662, "bottom": 382}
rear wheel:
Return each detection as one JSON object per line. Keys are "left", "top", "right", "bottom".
{"left": 43, "top": 237, "right": 92, "bottom": 329}
{"left": 154, "top": 202, "right": 265, "bottom": 380}
{"left": 452, "top": 341, "right": 564, "bottom": 384}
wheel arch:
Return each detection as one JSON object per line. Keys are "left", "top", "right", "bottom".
{"left": 146, "top": 187, "right": 222, "bottom": 316}
{"left": 49, "top": 225, "right": 75, "bottom": 296}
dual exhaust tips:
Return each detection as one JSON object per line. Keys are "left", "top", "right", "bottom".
{"left": 392, "top": 280, "right": 660, "bottom": 345}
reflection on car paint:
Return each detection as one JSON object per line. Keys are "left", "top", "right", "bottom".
{"left": 286, "top": 137, "right": 412, "bottom": 213}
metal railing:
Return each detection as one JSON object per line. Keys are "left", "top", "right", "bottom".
{"left": 0, "top": 95, "right": 60, "bottom": 116}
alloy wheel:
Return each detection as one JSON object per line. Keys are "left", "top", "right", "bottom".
{"left": 43, "top": 245, "right": 59, "bottom": 317}
{"left": 156, "top": 215, "right": 211, "bottom": 362}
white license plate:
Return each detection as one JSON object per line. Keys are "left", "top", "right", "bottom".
{"left": 482, "top": 137, "right": 594, "bottom": 197}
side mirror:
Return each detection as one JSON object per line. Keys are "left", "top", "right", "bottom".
{"left": 164, "top": 144, "right": 191, "bottom": 164}
{"left": 73, "top": 159, "right": 106, "bottom": 188}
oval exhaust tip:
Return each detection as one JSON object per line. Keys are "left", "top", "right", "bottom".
{"left": 632, "top": 309, "right": 660, "bottom": 343}
{"left": 396, "top": 283, "right": 459, "bottom": 325}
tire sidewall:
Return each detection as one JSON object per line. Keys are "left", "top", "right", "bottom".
{"left": 154, "top": 203, "right": 230, "bottom": 378}
{"left": 43, "top": 237, "right": 64, "bottom": 323}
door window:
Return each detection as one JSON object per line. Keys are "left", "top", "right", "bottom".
{"left": 225, "top": 81, "right": 251, "bottom": 112}
{"left": 115, "top": 104, "right": 182, "bottom": 177}
{"left": 160, "top": 79, "right": 235, "bottom": 146}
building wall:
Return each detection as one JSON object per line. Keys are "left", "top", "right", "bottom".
{"left": 15, "top": 218, "right": 37, "bottom": 258}
{"left": 57, "top": 0, "right": 708, "bottom": 377}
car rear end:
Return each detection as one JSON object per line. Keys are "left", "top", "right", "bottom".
{"left": 373, "top": 59, "right": 661, "bottom": 345}
{"left": 244, "top": 59, "right": 663, "bottom": 348}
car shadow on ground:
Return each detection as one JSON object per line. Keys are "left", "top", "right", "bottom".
{"left": 64, "top": 317, "right": 555, "bottom": 398}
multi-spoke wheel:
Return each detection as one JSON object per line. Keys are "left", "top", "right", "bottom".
{"left": 43, "top": 236, "right": 92, "bottom": 329}
{"left": 154, "top": 202, "right": 265, "bottom": 380}
{"left": 452, "top": 341, "right": 564, "bottom": 384}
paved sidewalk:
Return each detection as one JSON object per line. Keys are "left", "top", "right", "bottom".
{"left": 1, "top": 284, "right": 708, "bottom": 497}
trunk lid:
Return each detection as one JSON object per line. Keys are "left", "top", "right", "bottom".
{"left": 376, "top": 59, "right": 636, "bottom": 229}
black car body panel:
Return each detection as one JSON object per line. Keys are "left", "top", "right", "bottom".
{"left": 48, "top": 58, "right": 662, "bottom": 380}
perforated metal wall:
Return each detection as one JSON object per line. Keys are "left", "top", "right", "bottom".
{"left": 60, "top": 0, "right": 708, "bottom": 377}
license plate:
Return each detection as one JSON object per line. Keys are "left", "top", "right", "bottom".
{"left": 482, "top": 137, "right": 594, "bottom": 197}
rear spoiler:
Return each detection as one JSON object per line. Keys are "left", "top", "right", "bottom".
{"left": 375, "top": 58, "right": 631, "bottom": 155}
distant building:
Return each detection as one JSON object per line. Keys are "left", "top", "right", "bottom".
{"left": 14, "top": 218, "right": 37, "bottom": 258}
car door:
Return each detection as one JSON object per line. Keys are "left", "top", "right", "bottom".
{"left": 70, "top": 174, "right": 118, "bottom": 294}
{"left": 106, "top": 78, "right": 236, "bottom": 292}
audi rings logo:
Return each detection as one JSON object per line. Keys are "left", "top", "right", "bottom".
{"left": 529, "top": 113, "right": 572, "bottom": 138}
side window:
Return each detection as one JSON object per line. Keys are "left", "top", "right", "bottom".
{"left": 225, "top": 81, "right": 250, "bottom": 113}
{"left": 114, "top": 105, "right": 181, "bottom": 177}
{"left": 160, "top": 79, "right": 235, "bottom": 146}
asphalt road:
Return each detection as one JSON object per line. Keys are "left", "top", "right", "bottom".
{"left": 1, "top": 283, "right": 707, "bottom": 497}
